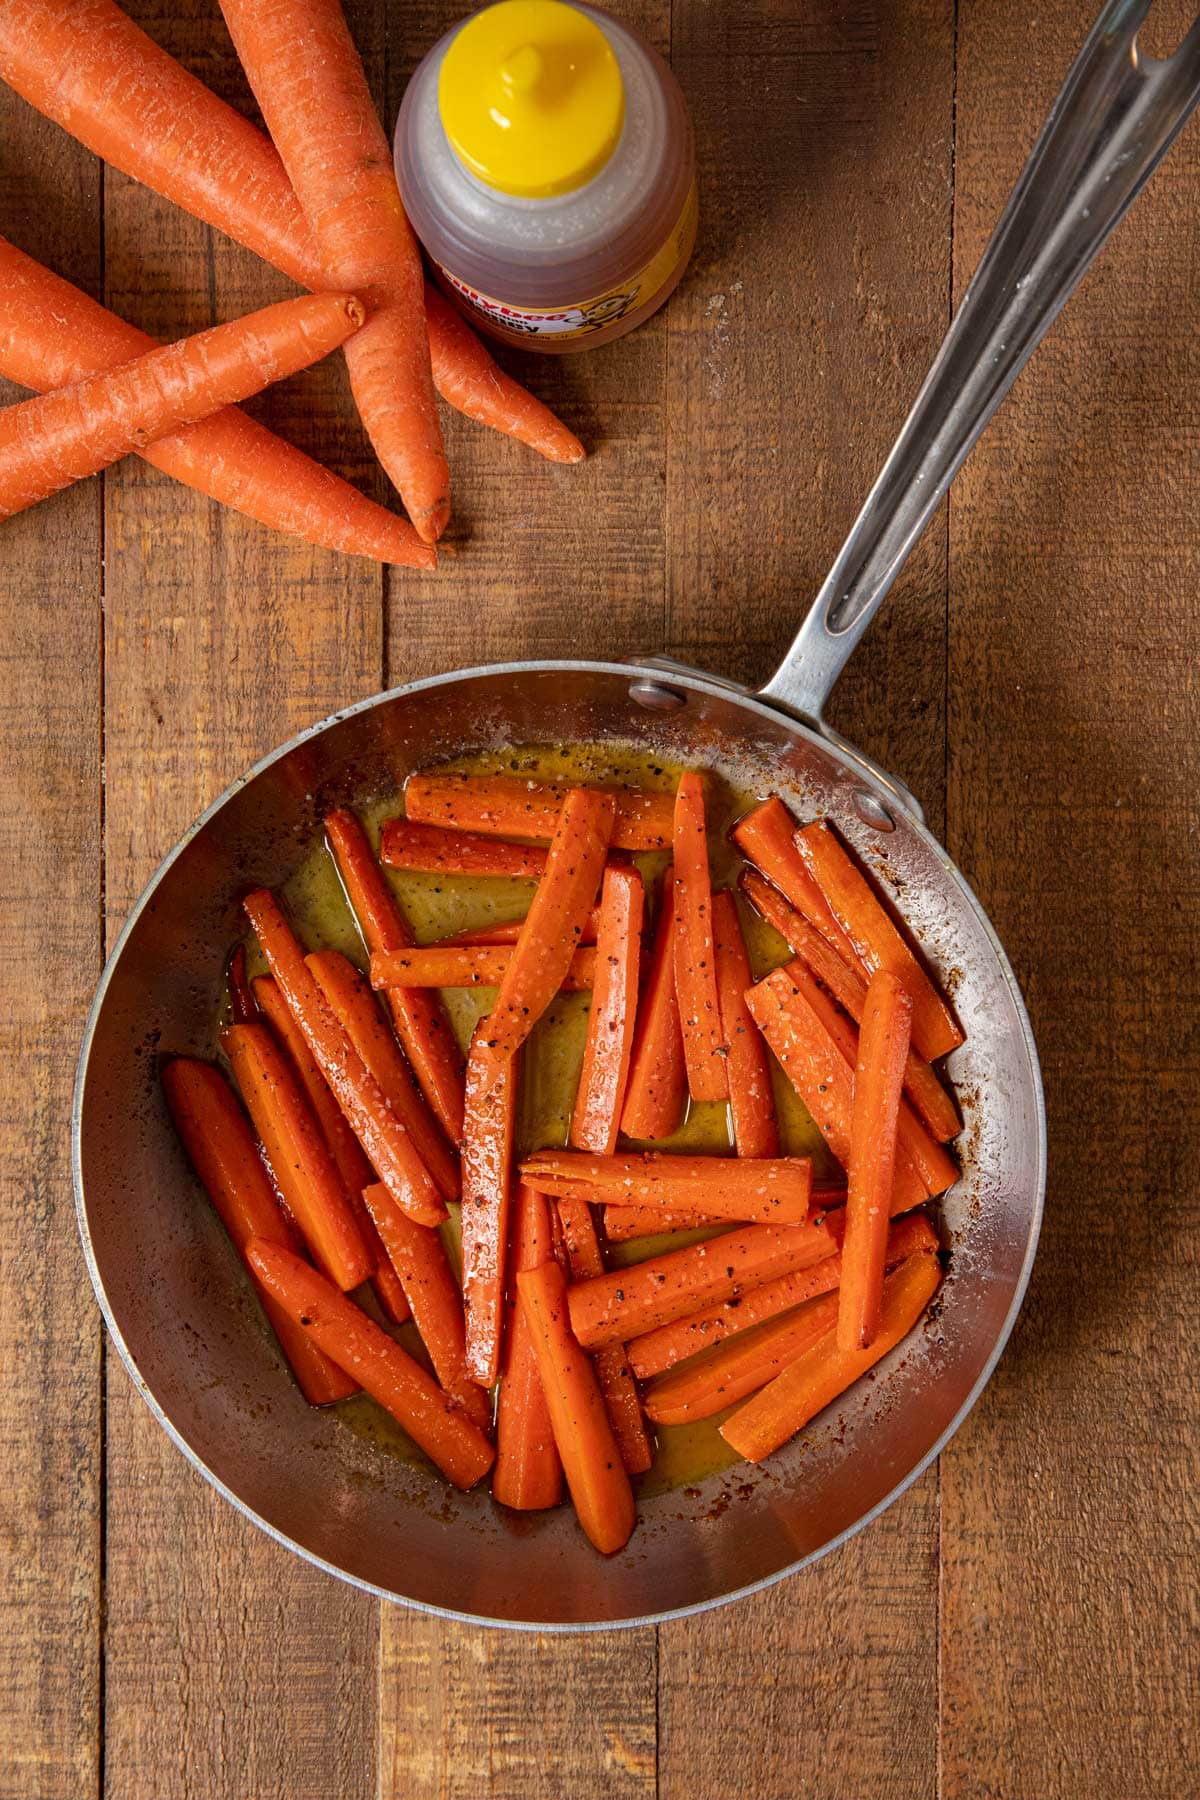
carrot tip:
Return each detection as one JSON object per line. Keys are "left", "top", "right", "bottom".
{"left": 344, "top": 297, "right": 367, "bottom": 329}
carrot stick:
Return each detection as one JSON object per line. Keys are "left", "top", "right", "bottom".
{"left": 566, "top": 1217, "right": 839, "bottom": 1350}
{"left": 520, "top": 1151, "right": 812, "bottom": 1224}
{"left": 793, "top": 821, "right": 964, "bottom": 1061}
{"left": 162, "top": 1058, "right": 357, "bottom": 1405}
{"left": 227, "top": 944, "right": 259, "bottom": 1025}
{"left": 493, "top": 1184, "right": 563, "bottom": 1510}
{"left": 740, "top": 868, "right": 960, "bottom": 1143}
{"left": 712, "top": 889, "right": 779, "bottom": 1157}
{"left": 221, "top": 1024, "right": 372, "bottom": 1290}
{"left": 380, "top": 818, "right": 547, "bottom": 878}
{"left": 720, "top": 1251, "right": 942, "bottom": 1462}
{"left": 460, "top": 1026, "right": 518, "bottom": 1387}
{"left": 324, "top": 808, "right": 464, "bottom": 1145}
{"left": 839, "top": 971, "right": 913, "bottom": 1353}
{"left": 370, "top": 945, "right": 596, "bottom": 991}
{"left": 556, "top": 1196, "right": 653, "bottom": 1475}
{"left": 404, "top": 772, "right": 671, "bottom": 851}
{"left": 646, "top": 1291, "right": 842, "bottom": 1425}
{"left": 732, "top": 798, "right": 863, "bottom": 969}
{"left": 361, "top": 1183, "right": 491, "bottom": 1431}
{"left": 423, "top": 284, "right": 585, "bottom": 463}
{"left": 247, "top": 1238, "right": 494, "bottom": 1487}
{"left": 439, "top": 906, "right": 602, "bottom": 948}
{"left": 0, "top": 291, "right": 365, "bottom": 521}
{"left": 671, "top": 773, "right": 727, "bottom": 1103}
{"left": 620, "top": 876, "right": 687, "bottom": 1141}
{"left": 305, "top": 950, "right": 458, "bottom": 1201}
{"left": 243, "top": 888, "right": 446, "bottom": 1226}
{"left": 516, "top": 1262, "right": 636, "bottom": 1555}
{"left": 628, "top": 1211, "right": 938, "bottom": 1379}
{"left": 603, "top": 1186, "right": 848, "bottom": 1244}
{"left": 569, "top": 866, "right": 644, "bottom": 1156}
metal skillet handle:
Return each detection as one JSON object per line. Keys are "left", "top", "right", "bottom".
{"left": 760, "top": 0, "right": 1200, "bottom": 727}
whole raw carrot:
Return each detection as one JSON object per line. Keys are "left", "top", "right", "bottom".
{"left": 620, "top": 877, "right": 687, "bottom": 1141}
{"left": 370, "top": 945, "right": 596, "bottom": 991}
{"left": 840, "top": 972, "right": 913, "bottom": 1352}
{"left": 423, "top": 284, "right": 585, "bottom": 464}
{"left": 570, "top": 866, "right": 644, "bottom": 1155}
{"left": 162, "top": 1058, "right": 356, "bottom": 1404}
{"left": 517, "top": 1261, "right": 637, "bottom": 1555}
{"left": 404, "top": 772, "right": 672, "bottom": 851}
{"left": 720, "top": 1251, "right": 942, "bottom": 1462}
{"left": 324, "top": 808, "right": 464, "bottom": 1145}
{"left": 556, "top": 1196, "right": 652, "bottom": 1475}
{"left": 672, "top": 773, "right": 727, "bottom": 1103}
{"left": 460, "top": 1025, "right": 518, "bottom": 1387}
{"left": 248, "top": 1238, "right": 495, "bottom": 1487}
{"left": 0, "top": 292, "right": 364, "bottom": 521}
{"left": 712, "top": 888, "right": 780, "bottom": 1158}
{"left": 494, "top": 1183, "right": 563, "bottom": 1510}
{"left": 731, "top": 797, "right": 862, "bottom": 969}
{"left": 227, "top": 943, "right": 258, "bottom": 1025}
{"left": 520, "top": 1151, "right": 812, "bottom": 1223}
{"left": 380, "top": 818, "right": 547, "bottom": 878}
{"left": 219, "top": 0, "right": 448, "bottom": 540}
{"left": 646, "top": 1291, "right": 843, "bottom": 1425}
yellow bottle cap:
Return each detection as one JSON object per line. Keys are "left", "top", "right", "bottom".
{"left": 438, "top": 0, "right": 625, "bottom": 199}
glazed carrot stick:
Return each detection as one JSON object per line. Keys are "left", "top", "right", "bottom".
{"left": 222, "top": 1024, "right": 372, "bottom": 1290}
{"left": 380, "top": 818, "right": 547, "bottom": 878}
{"left": 646, "top": 1291, "right": 842, "bottom": 1424}
{"left": 712, "top": 889, "right": 779, "bottom": 1158}
{"left": 839, "top": 972, "right": 913, "bottom": 1353}
{"left": 324, "top": 808, "right": 464, "bottom": 1144}
{"left": 362, "top": 1183, "right": 491, "bottom": 1431}
{"left": 672, "top": 773, "right": 727, "bottom": 1103}
{"left": 423, "top": 284, "right": 585, "bottom": 464}
{"left": 629, "top": 1212, "right": 938, "bottom": 1379}
{"left": 243, "top": 888, "right": 446, "bottom": 1226}
{"left": 517, "top": 1261, "right": 636, "bottom": 1555}
{"left": 493, "top": 1184, "right": 563, "bottom": 1510}
{"left": 460, "top": 1026, "right": 518, "bottom": 1387}
{"left": 620, "top": 877, "right": 687, "bottom": 1141}
{"left": 440, "top": 905, "right": 602, "bottom": 948}
{"left": 370, "top": 945, "right": 596, "bottom": 991}
{"left": 404, "top": 772, "right": 671, "bottom": 851}
{"left": 556, "top": 1196, "right": 653, "bottom": 1475}
{"left": 570, "top": 867, "right": 644, "bottom": 1155}
{"left": 520, "top": 1151, "right": 812, "bottom": 1223}
{"left": 794, "top": 821, "right": 964, "bottom": 1061}
{"left": 305, "top": 950, "right": 458, "bottom": 1200}
{"left": 0, "top": 292, "right": 364, "bottom": 521}
{"left": 720, "top": 1251, "right": 942, "bottom": 1462}
{"left": 162, "top": 1058, "right": 357, "bottom": 1404}
{"left": 740, "top": 868, "right": 960, "bottom": 1142}
{"left": 566, "top": 1217, "right": 839, "bottom": 1350}
{"left": 603, "top": 1185, "right": 848, "bottom": 1244}
{"left": 227, "top": 944, "right": 258, "bottom": 1025}
{"left": 731, "top": 798, "right": 862, "bottom": 967}
{"left": 248, "top": 1238, "right": 495, "bottom": 1486}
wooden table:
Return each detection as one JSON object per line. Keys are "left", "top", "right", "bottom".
{"left": 4, "top": 0, "right": 1197, "bottom": 1793}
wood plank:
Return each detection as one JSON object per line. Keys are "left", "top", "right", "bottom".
{"left": 942, "top": 3, "right": 1200, "bottom": 1795}
{"left": 0, "top": 88, "right": 103, "bottom": 1800}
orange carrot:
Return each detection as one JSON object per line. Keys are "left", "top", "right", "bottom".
{"left": 439, "top": 905, "right": 602, "bottom": 948}
{"left": 362, "top": 1183, "right": 491, "bottom": 1431}
{"left": 221, "top": 1024, "right": 372, "bottom": 1291}
{"left": 370, "top": 945, "right": 596, "bottom": 991}
{"left": 839, "top": 972, "right": 913, "bottom": 1353}
{"left": 0, "top": 292, "right": 365, "bottom": 521}
{"left": 672, "top": 773, "right": 727, "bottom": 1102}
{"left": 460, "top": 1026, "right": 518, "bottom": 1387}
{"left": 243, "top": 888, "right": 446, "bottom": 1226}
{"left": 520, "top": 1151, "right": 812, "bottom": 1224}
{"left": 712, "top": 888, "right": 779, "bottom": 1158}
{"left": 404, "top": 772, "right": 671, "bottom": 851}
{"left": 720, "top": 1251, "right": 941, "bottom": 1462}
{"left": 570, "top": 866, "right": 644, "bottom": 1155}
{"left": 740, "top": 868, "right": 960, "bottom": 1143}
{"left": 794, "top": 821, "right": 964, "bottom": 1061}
{"left": 556, "top": 1196, "right": 653, "bottom": 1475}
{"left": 620, "top": 877, "right": 687, "bottom": 1141}
{"left": 162, "top": 1058, "right": 356, "bottom": 1405}
{"left": 380, "top": 818, "right": 547, "bottom": 878}
{"left": 247, "top": 1238, "right": 494, "bottom": 1487}
{"left": 732, "top": 797, "right": 862, "bottom": 969}
{"left": 517, "top": 1261, "right": 636, "bottom": 1555}
{"left": 493, "top": 1184, "right": 563, "bottom": 1510}
{"left": 227, "top": 944, "right": 258, "bottom": 1025}
{"left": 423, "top": 284, "right": 585, "bottom": 463}
{"left": 566, "top": 1217, "right": 839, "bottom": 1350}
{"left": 324, "top": 808, "right": 464, "bottom": 1145}
{"left": 646, "top": 1291, "right": 843, "bottom": 1425}
{"left": 603, "top": 1185, "right": 848, "bottom": 1244}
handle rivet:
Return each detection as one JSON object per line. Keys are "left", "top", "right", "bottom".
{"left": 629, "top": 681, "right": 687, "bottom": 712}
{"left": 854, "top": 790, "right": 896, "bottom": 832}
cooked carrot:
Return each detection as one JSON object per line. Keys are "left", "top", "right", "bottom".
{"left": 720, "top": 1251, "right": 942, "bottom": 1462}
{"left": 740, "top": 868, "right": 960, "bottom": 1142}
{"left": 380, "top": 818, "right": 547, "bottom": 878}
{"left": 460, "top": 1026, "right": 518, "bottom": 1387}
{"left": 227, "top": 944, "right": 258, "bottom": 1025}
{"left": 603, "top": 1184, "right": 848, "bottom": 1245}
{"left": 629, "top": 1211, "right": 938, "bottom": 1379}
{"left": 162, "top": 1058, "right": 356, "bottom": 1405}
{"left": 324, "top": 808, "right": 464, "bottom": 1145}
{"left": 839, "top": 972, "right": 913, "bottom": 1353}
{"left": 712, "top": 888, "right": 779, "bottom": 1157}
{"left": 362, "top": 1183, "right": 491, "bottom": 1431}
{"left": 423, "top": 283, "right": 585, "bottom": 463}
{"left": 671, "top": 773, "right": 727, "bottom": 1103}
{"left": 305, "top": 950, "right": 458, "bottom": 1201}
{"left": 646, "top": 1291, "right": 842, "bottom": 1425}
{"left": 247, "top": 1238, "right": 494, "bottom": 1487}
{"left": 794, "top": 821, "right": 964, "bottom": 1061}
{"left": 0, "top": 292, "right": 365, "bottom": 521}
{"left": 520, "top": 1151, "right": 812, "bottom": 1224}
{"left": 566, "top": 1217, "right": 839, "bottom": 1350}
{"left": 517, "top": 1262, "right": 636, "bottom": 1555}
{"left": 556, "top": 1196, "right": 653, "bottom": 1475}
{"left": 570, "top": 866, "right": 644, "bottom": 1155}
{"left": 243, "top": 888, "right": 446, "bottom": 1226}
{"left": 222, "top": 1024, "right": 372, "bottom": 1290}
{"left": 732, "top": 797, "right": 862, "bottom": 969}
{"left": 493, "top": 1184, "right": 563, "bottom": 1510}
{"left": 370, "top": 945, "right": 596, "bottom": 991}
{"left": 404, "top": 772, "right": 671, "bottom": 851}
{"left": 620, "top": 877, "right": 687, "bottom": 1141}
{"left": 440, "top": 905, "right": 602, "bottom": 948}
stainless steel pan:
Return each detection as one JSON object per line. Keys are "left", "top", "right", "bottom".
{"left": 73, "top": 2, "right": 1200, "bottom": 1628}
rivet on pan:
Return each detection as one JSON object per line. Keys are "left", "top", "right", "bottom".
{"left": 854, "top": 789, "right": 896, "bottom": 832}
{"left": 629, "top": 680, "right": 687, "bottom": 712}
